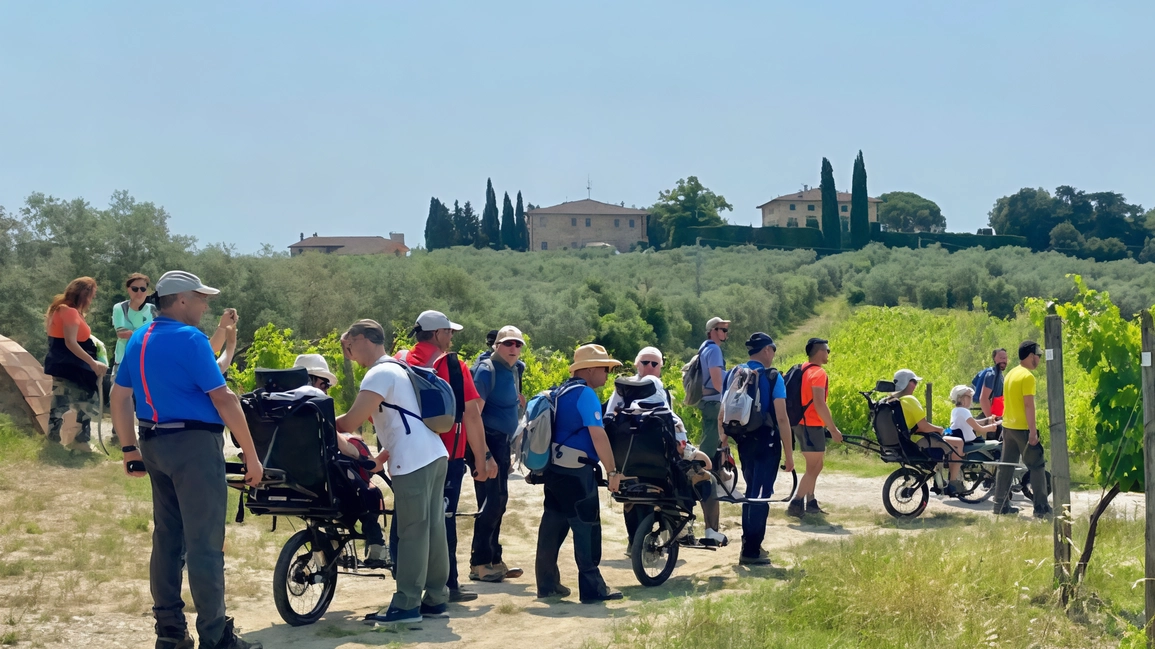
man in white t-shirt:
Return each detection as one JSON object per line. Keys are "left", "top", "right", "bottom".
{"left": 336, "top": 319, "right": 450, "bottom": 626}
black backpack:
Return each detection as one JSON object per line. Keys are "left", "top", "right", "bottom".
{"left": 783, "top": 362, "right": 819, "bottom": 427}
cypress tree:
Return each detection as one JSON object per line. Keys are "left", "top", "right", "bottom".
{"left": 850, "top": 150, "right": 869, "bottom": 249}
{"left": 820, "top": 157, "right": 841, "bottom": 251}
{"left": 481, "top": 178, "right": 501, "bottom": 250}
{"left": 500, "top": 191, "right": 517, "bottom": 249}
{"left": 462, "top": 201, "right": 482, "bottom": 248}
{"left": 423, "top": 197, "right": 453, "bottom": 250}
{"left": 450, "top": 200, "right": 470, "bottom": 246}
{"left": 515, "top": 191, "right": 528, "bottom": 251}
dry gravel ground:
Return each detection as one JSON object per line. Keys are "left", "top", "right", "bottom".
{"left": 0, "top": 448, "right": 1143, "bottom": 649}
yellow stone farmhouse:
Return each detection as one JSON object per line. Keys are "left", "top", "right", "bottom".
{"left": 758, "top": 188, "right": 881, "bottom": 231}
{"left": 527, "top": 199, "right": 649, "bottom": 253}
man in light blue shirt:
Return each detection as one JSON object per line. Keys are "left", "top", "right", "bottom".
{"left": 696, "top": 316, "right": 729, "bottom": 458}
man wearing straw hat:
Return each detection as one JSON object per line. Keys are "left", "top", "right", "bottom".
{"left": 534, "top": 344, "right": 624, "bottom": 604}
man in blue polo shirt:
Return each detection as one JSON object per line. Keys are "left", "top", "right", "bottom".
{"left": 111, "top": 270, "right": 264, "bottom": 649}
{"left": 470, "top": 325, "right": 527, "bottom": 583}
{"left": 535, "top": 344, "right": 623, "bottom": 604}
{"left": 720, "top": 332, "right": 794, "bottom": 566}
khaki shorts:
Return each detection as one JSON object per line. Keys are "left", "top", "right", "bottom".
{"left": 793, "top": 424, "right": 827, "bottom": 453}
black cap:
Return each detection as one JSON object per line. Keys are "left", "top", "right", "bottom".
{"left": 486, "top": 329, "right": 499, "bottom": 346}
{"left": 805, "top": 337, "right": 829, "bottom": 357}
{"left": 746, "top": 332, "right": 776, "bottom": 355}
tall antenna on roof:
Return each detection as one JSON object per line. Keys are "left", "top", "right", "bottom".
{"left": 587, "top": 175, "right": 592, "bottom": 200}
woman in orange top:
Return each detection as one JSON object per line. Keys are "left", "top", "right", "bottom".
{"left": 43, "top": 277, "right": 107, "bottom": 450}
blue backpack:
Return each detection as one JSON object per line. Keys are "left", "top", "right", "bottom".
{"left": 972, "top": 367, "right": 993, "bottom": 400}
{"left": 378, "top": 357, "right": 457, "bottom": 434}
{"left": 520, "top": 380, "right": 584, "bottom": 473}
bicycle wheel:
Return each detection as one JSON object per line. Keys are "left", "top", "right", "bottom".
{"left": 273, "top": 529, "right": 339, "bottom": 626}
{"left": 631, "top": 512, "right": 680, "bottom": 587}
{"left": 957, "top": 463, "right": 994, "bottom": 504}
{"left": 882, "top": 467, "right": 929, "bottom": 519}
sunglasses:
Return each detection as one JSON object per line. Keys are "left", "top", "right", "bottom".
{"left": 638, "top": 360, "right": 661, "bottom": 367}
{"left": 715, "top": 328, "right": 728, "bottom": 333}
{"left": 499, "top": 340, "right": 524, "bottom": 348}
{"left": 316, "top": 378, "right": 331, "bottom": 389}
{"left": 130, "top": 286, "right": 149, "bottom": 293}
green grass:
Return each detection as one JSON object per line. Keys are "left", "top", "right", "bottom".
{"left": 591, "top": 516, "right": 1145, "bottom": 649}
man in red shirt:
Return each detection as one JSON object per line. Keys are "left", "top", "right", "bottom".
{"left": 398, "top": 310, "right": 498, "bottom": 602}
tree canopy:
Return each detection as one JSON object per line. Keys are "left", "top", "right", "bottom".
{"left": 648, "top": 176, "right": 732, "bottom": 248}
{"left": 878, "top": 191, "right": 946, "bottom": 233}
{"left": 988, "top": 186, "right": 1147, "bottom": 256}
{"left": 500, "top": 191, "right": 517, "bottom": 250}
{"left": 481, "top": 178, "right": 500, "bottom": 250}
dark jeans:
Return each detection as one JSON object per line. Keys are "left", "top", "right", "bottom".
{"left": 388, "top": 457, "right": 464, "bottom": 589}
{"left": 736, "top": 433, "right": 781, "bottom": 556}
{"left": 140, "top": 429, "right": 227, "bottom": 646}
{"left": 993, "top": 427, "right": 1048, "bottom": 512}
{"left": 468, "top": 431, "right": 511, "bottom": 566}
{"left": 360, "top": 485, "right": 385, "bottom": 546}
{"left": 535, "top": 464, "right": 610, "bottom": 600}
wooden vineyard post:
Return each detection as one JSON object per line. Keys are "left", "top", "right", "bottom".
{"left": 1044, "top": 314, "right": 1072, "bottom": 599}
{"left": 925, "top": 381, "right": 932, "bottom": 424}
{"left": 1141, "top": 311, "right": 1155, "bottom": 647}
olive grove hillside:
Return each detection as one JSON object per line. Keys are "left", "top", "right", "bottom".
{"left": 7, "top": 190, "right": 1155, "bottom": 368}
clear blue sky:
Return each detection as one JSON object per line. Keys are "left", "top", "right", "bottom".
{"left": 2, "top": 1, "right": 1152, "bottom": 252}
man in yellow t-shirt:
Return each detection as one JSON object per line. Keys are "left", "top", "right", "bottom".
{"left": 892, "top": 369, "right": 964, "bottom": 494}
{"left": 992, "top": 341, "right": 1051, "bottom": 517}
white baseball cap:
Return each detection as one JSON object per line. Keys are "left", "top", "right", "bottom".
{"left": 415, "top": 310, "right": 463, "bottom": 332}
{"left": 154, "top": 270, "right": 220, "bottom": 297}
{"left": 293, "top": 354, "right": 337, "bottom": 385}
{"left": 894, "top": 369, "right": 923, "bottom": 392}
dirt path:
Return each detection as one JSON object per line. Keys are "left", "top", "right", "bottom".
{"left": 2, "top": 459, "right": 1139, "bottom": 649}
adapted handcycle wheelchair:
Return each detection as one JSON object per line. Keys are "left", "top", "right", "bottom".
{"left": 842, "top": 380, "right": 1009, "bottom": 519}
{"left": 604, "top": 376, "right": 797, "bottom": 586}
{"left": 225, "top": 368, "right": 394, "bottom": 626}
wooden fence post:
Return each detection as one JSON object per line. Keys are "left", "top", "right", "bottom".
{"left": 925, "top": 381, "right": 932, "bottom": 424}
{"left": 1044, "top": 314, "right": 1072, "bottom": 598}
{"left": 1140, "top": 311, "right": 1155, "bottom": 647}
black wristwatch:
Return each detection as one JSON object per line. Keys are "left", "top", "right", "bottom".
{"left": 121, "top": 445, "right": 137, "bottom": 453}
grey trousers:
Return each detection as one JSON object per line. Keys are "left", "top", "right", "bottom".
{"left": 390, "top": 456, "right": 450, "bottom": 611}
{"left": 992, "top": 427, "right": 1049, "bottom": 513}
{"left": 697, "top": 399, "right": 722, "bottom": 459}
{"left": 140, "top": 429, "right": 227, "bottom": 646}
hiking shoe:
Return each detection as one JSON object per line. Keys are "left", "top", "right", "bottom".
{"left": 419, "top": 602, "right": 449, "bottom": 618}
{"left": 580, "top": 589, "right": 623, "bottom": 604}
{"left": 363, "top": 544, "right": 389, "bottom": 569}
{"left": 537, "top": 584, "right": 571, "bottom": 598}
{"left": 805, "top": 499, "right": 827, "bottom": 514}
{"left": 155, "top": 625, "right": 193, "bottom": 649}
{"left": 494, "top": 561, "right": 523, "bottom": 579}
{"left": 206, "top": 617, "right": 262, "bottom": 649}
{"left": 739, "top": 549, "right": 772, "bottom": 566}
{"left": 1034, "top": 505, "right": 1053, "bottom": 519}
{"left": 469, "top": 563, "right": 504, "bottom": 583}
{"left": 363, "top": 607, "right": 421, "bottom": 625}
{"left": 448, "top": 587, "right": 478, "bottom": 603}
{"left": 701, "top": 528, "right": 727, "bottom": 547}
{"left": 786, "top": 499, "right": 805, "bottom": 518}
{"left": 945, "top": 481, "right": 963, "bottom": 497}
{"left": 993, "top": 503, "right": 1020, "bottom": 515}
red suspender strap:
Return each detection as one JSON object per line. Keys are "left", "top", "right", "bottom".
{"left": 139, "top": 321, "right": 160, "bottom": 423}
